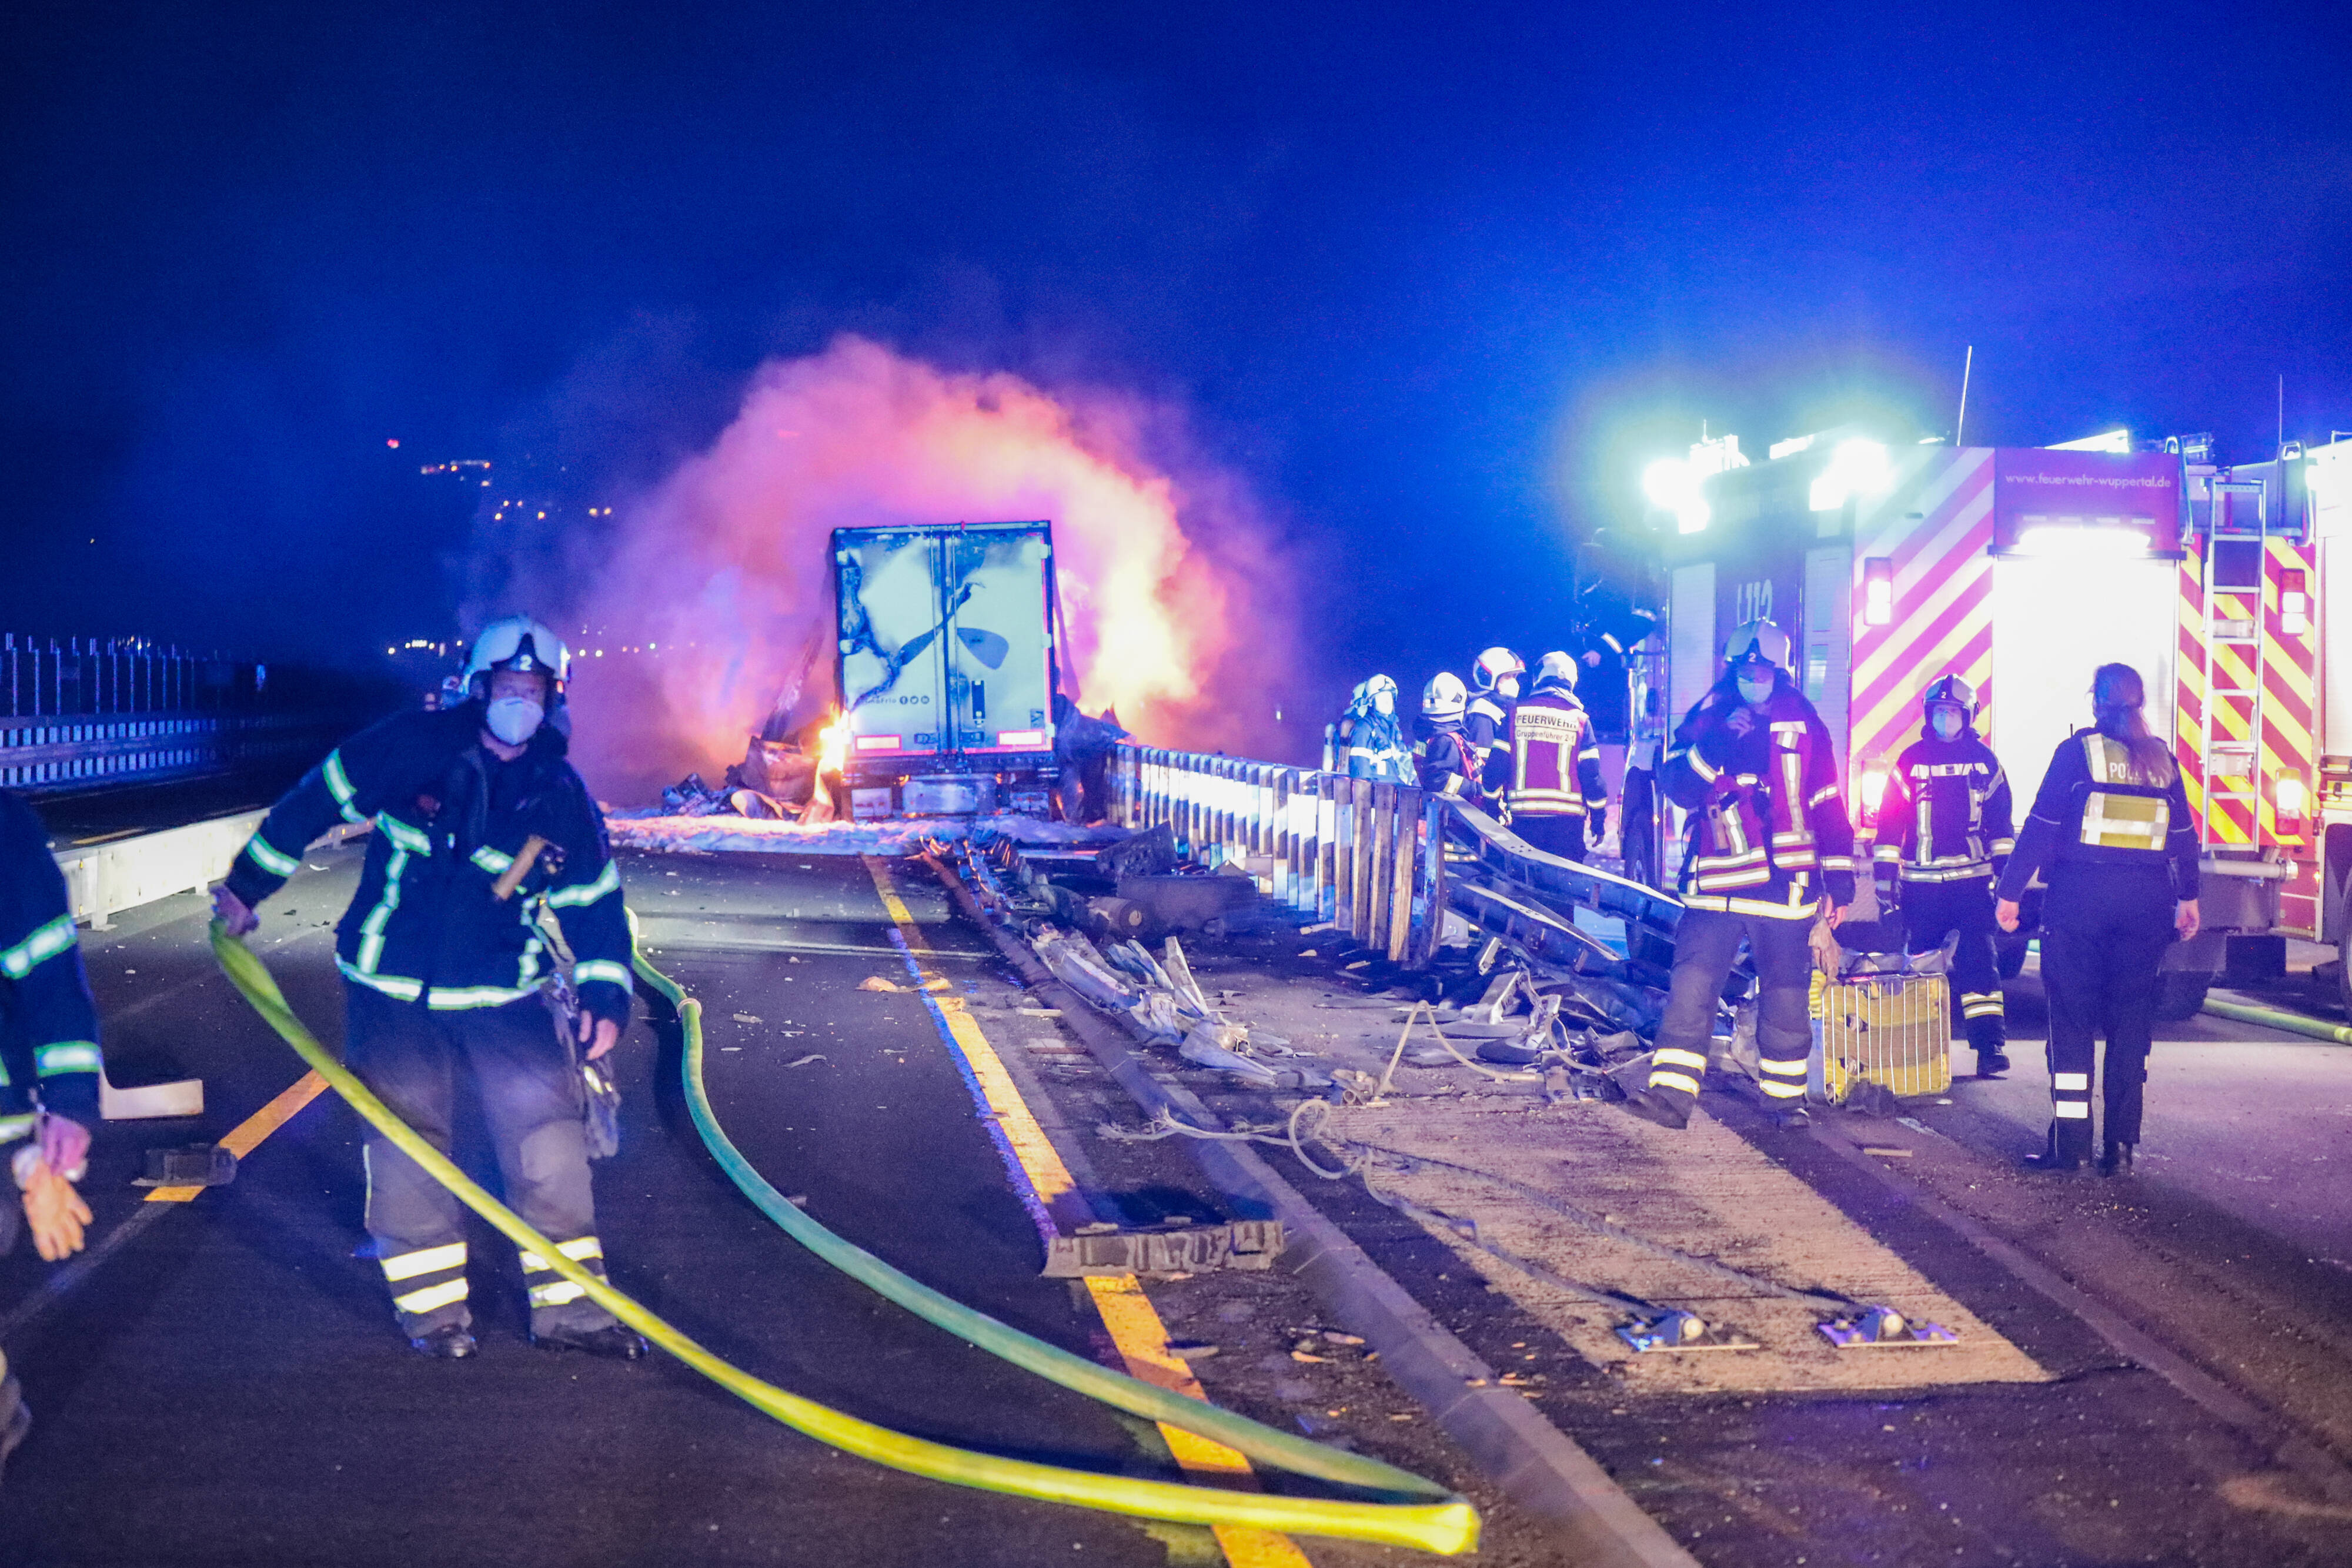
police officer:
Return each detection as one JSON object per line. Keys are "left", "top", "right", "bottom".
{"left": 214, "top": 617, "right": 644, "bottom": 1359}
{"left": 1997, "top": 663, "right": 2198, "bottom": 1174}
{"left": 1872, "top": 675, "right": 2016, "bottom": 1078}
{"left": 1464, "top": 648, "right": 1524, "bottom": 804}
{"left": 1508, "top": 651, "right": 1608, "bottom": 862}
{"left": 0, "top": 788, "right": 101, "bottom": 1480}
{"left": 1622, "top": 621, "right": 1855, "bottom": 1130}
{"left": 1341, "top": 676, "right": 1414, "bottom": 784}
{"left": 1415, "top": 673, "right": 1483, "bottom": 805}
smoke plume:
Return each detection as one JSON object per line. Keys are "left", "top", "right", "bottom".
{"left": 480, "top": 336, "right": 1295, "bottom": 799}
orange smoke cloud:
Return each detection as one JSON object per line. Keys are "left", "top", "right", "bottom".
{"left": 533, "top": 336, "right": 1295, "bottom": 798}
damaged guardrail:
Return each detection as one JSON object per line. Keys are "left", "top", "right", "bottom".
{"left": 1111, "top": 746, "right": 1449, "bottom": 967}
{"left": 1108, "top": 744, "right": 1682, "bottom": 977}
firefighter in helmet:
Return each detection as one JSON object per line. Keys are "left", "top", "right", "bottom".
{"left": 1341, "top": 676, "right": 1414, "bottom": 784}
{"left": 1415, "top": 673, "right": 1482, "bottom": 805}
{"left": 1997, "top": 663, "right": 2199, "bottom": 1174}
{"left": 1508, "top": 651, "right": 1609, "bottom": 862}
{"left": 1871, "top": 674, "right": 2016, "bottom": 1077}
{"left": 214, "top": 617, "right": 646, "bottom": 1359}
{"left": 1621, "top": 620, "right": 1855, "bottom": 1130}
{"left": 1464, "top": 648, "right": 1524, "bottom": 805}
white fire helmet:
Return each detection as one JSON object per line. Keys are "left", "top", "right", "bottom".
{"left": 1471, "top": 647, "right": 1525, "bottom": 694}
{"left": 1720, "top": 620, "right": 1793, "bottom": 674}
{"left": 1535, "top": 650, "right": 1579, "bottom": 690}
{"left": 462, "top": 616, "right": 572, "bottom": 705}
{"left": 1422, "top": 671, "right": 1468, "bottom": 723}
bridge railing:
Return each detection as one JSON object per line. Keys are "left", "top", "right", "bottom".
{"left": 1108, "top": 744, "right": 1686, "bottom": 974}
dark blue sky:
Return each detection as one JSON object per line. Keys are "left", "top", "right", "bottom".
{"left": 4, "top": 1, "right": 2346, "bottom": 687}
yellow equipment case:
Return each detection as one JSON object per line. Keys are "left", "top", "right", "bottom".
{"left": 1810, "top": 967, "right": 1955, "bottom": 1100}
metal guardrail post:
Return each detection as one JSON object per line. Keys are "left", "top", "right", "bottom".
{"left": 1318, "top": 773, "right": 1338, "bottom": 922}
{"left": 1349, "top": 778, "right": 1375, "bottom": 944}
{"left": 1269, "top": 770, "right": 1289, "bottom": 906}
{"left": 1387, "top": 787, "right": 1419, "bottom": 964}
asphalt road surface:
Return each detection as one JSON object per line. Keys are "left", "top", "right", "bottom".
{"left": 0, "top": 847, "right": 1469, "bottom": 1567}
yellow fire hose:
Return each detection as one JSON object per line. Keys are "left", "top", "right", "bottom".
{"left": 210, "top": 922, "right": 1478, "bottom": 1554}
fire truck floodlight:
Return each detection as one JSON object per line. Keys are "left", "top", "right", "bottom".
{"left": 1809, "top": 439, "right": 1893, "bottom": 512}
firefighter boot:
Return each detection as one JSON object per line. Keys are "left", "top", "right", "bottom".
{"left": 533, "top": 1323, "right": 649, "bottom": 1360}
{"left": 2025, "top": 1119, "right": 2093, "bottom": 1172}
{"left": 2099, "top": 1139, "right": 2136, "bottom": 1176}
{"left": 1966, "top": 1018, "right": 2010, "bottom": 1079}
{"left": 410, "top": 1325, "right": 479, "bottom": 1359}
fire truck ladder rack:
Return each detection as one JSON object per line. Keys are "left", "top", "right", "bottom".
{"left": 2201, "top": 483, "right": 2270, "bottom": 841}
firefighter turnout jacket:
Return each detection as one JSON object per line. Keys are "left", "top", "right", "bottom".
{"left": 1996, "top": 731, "right": 2200, "bottom": 904}
{"left": 1415, "top": 723, "right": 1485, "bottom": 807}
{"left": 1464, "top": 693, "right": 1512, "bottom": 794}
{"left": 1662, "top": 680, "right": 1856, "bottom": 919}
{"left": 1510, "top": 684, "right": 1606, "bottom": 821}
{"left": 0, "top": 791, "right": 102, "bottom": 1142}
{"left": 1872, "top": 728, "right": 2014, "bottom": 892}
{"left": 223, "top": 706, "right": 635, "bottom": 1024}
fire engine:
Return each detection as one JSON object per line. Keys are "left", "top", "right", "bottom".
{"left": 1647, "top": 427, "right": 2352, "bottom": 1018}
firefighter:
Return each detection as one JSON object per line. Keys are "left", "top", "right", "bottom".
{"left": 1996, "top": 663, "right": 2198, "bottom": 1175}
{"left": 1464, "top": 648, "right": 1524, "bottom": 804}
{"left": 1342, "top": 676, "right": 1414, "bottom": 784}
{"left": 0, "top": 789, "right": 101, "bottom": 1482}
{"left": 1871, "top": 675, "right": 2016, "bottom": 1078}
{"left": 1509, "top": 651, "right": 1608, "bottom": 862}
{"left": 1621, "top": 620, "right": 1855, "bottom": 1131}
{"left": 213, "top": 617, "right": 646, "bottom": 1359}
{"left": 1414, "top": 673, "right": 1482, "bottom": 805}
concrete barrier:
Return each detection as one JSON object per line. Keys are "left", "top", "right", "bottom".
{"left": 51, "top": 812, "right": 370, "bottom": 930}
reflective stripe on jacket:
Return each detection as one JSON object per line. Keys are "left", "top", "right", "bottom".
{"left": 1509, "top": 688, "right": 1606, "bottom": 818}
{"left": 1872, "top": 731, "right": 2014, "bottom": 887}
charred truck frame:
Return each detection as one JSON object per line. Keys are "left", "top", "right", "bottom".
{"left": 1657, "top": 430, "right": 2352, "bottom": 1018}
{"left": 833, "top": 520, "right": 1064, "bottom": 820}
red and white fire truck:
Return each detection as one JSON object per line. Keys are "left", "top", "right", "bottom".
{"left": 1651, "top": 427, "right": 2352, "bottom": 1016}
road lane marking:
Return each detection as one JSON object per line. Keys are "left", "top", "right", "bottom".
{"left": 864, "top": 857, "right": 1312, "bottom": 1568}
{"left": 145, "top": 1070, "right": 329, "bottom": 1202}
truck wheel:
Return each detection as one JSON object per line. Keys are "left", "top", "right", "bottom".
{"left": 2153, "top": 971, "right": 2211, "bottom": 1022}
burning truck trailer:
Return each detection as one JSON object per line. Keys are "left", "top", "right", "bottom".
{"left": 1652, "top": 426, "right": 2352, "bottom": 1019}
{"left": 828, "top": 520, "right": 1065, "bottom": 821}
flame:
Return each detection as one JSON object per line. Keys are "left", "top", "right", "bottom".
{"left": 473, "top": 336, "right": 1299, "bottom": 800}
{"left": 817, "top": 710, "right": 851, "bottom": 777}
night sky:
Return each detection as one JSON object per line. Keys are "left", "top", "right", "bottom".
{"left": 4, "top": 1, "right": 2347, "bottom": 694}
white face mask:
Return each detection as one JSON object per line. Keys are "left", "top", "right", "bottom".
{"left": 1374, "top": 691, "right": 1395, "bottom": 716}
{"left": 1497, "top": 676, "right": 1521, "bottom": 701}
{"left": 1736, "top": 676, "right": 1775, "bottom": 707}
{"left": 486, "top": 696, "right": 544, "bottom": 746}
{"left": 1930, "top": 708, "right": 1963, "bottom": 740}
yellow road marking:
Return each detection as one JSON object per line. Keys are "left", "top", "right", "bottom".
{"left": 145, "top": 1069, "right": 329, "bottom": 1203}
{"left": 866, "top": 857, "right": 1311, "bottom": 1568}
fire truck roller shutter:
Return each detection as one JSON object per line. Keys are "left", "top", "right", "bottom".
{"left": 1990, "top": 555, "right": 2177, "bottom": 811}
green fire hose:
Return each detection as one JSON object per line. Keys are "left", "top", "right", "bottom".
{"left": 2200, "top": 993, "right": 2352, "bottom": 1046}
{"left": 211, "top": 922, "right": 1478, "bottom": 1554}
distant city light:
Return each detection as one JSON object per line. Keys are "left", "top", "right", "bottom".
{"left": 386, "top": 439, "right": 399, "bottom": 449}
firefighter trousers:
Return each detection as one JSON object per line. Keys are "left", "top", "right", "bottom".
{"left": 1898, "top": 878, "right": 2006, "bottom": 1053}
{"left": 2039, "top": 865, "right": 2176, "bottom": 1159}
{"left": 344, "top": 982, "right": 615, "bottom": 1338}
{"left": 1512, "top": 814, "right": 1587, "bottom": 864}
{"left": 1648, "top": 910, "right": 1814, "bottom": 1109}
